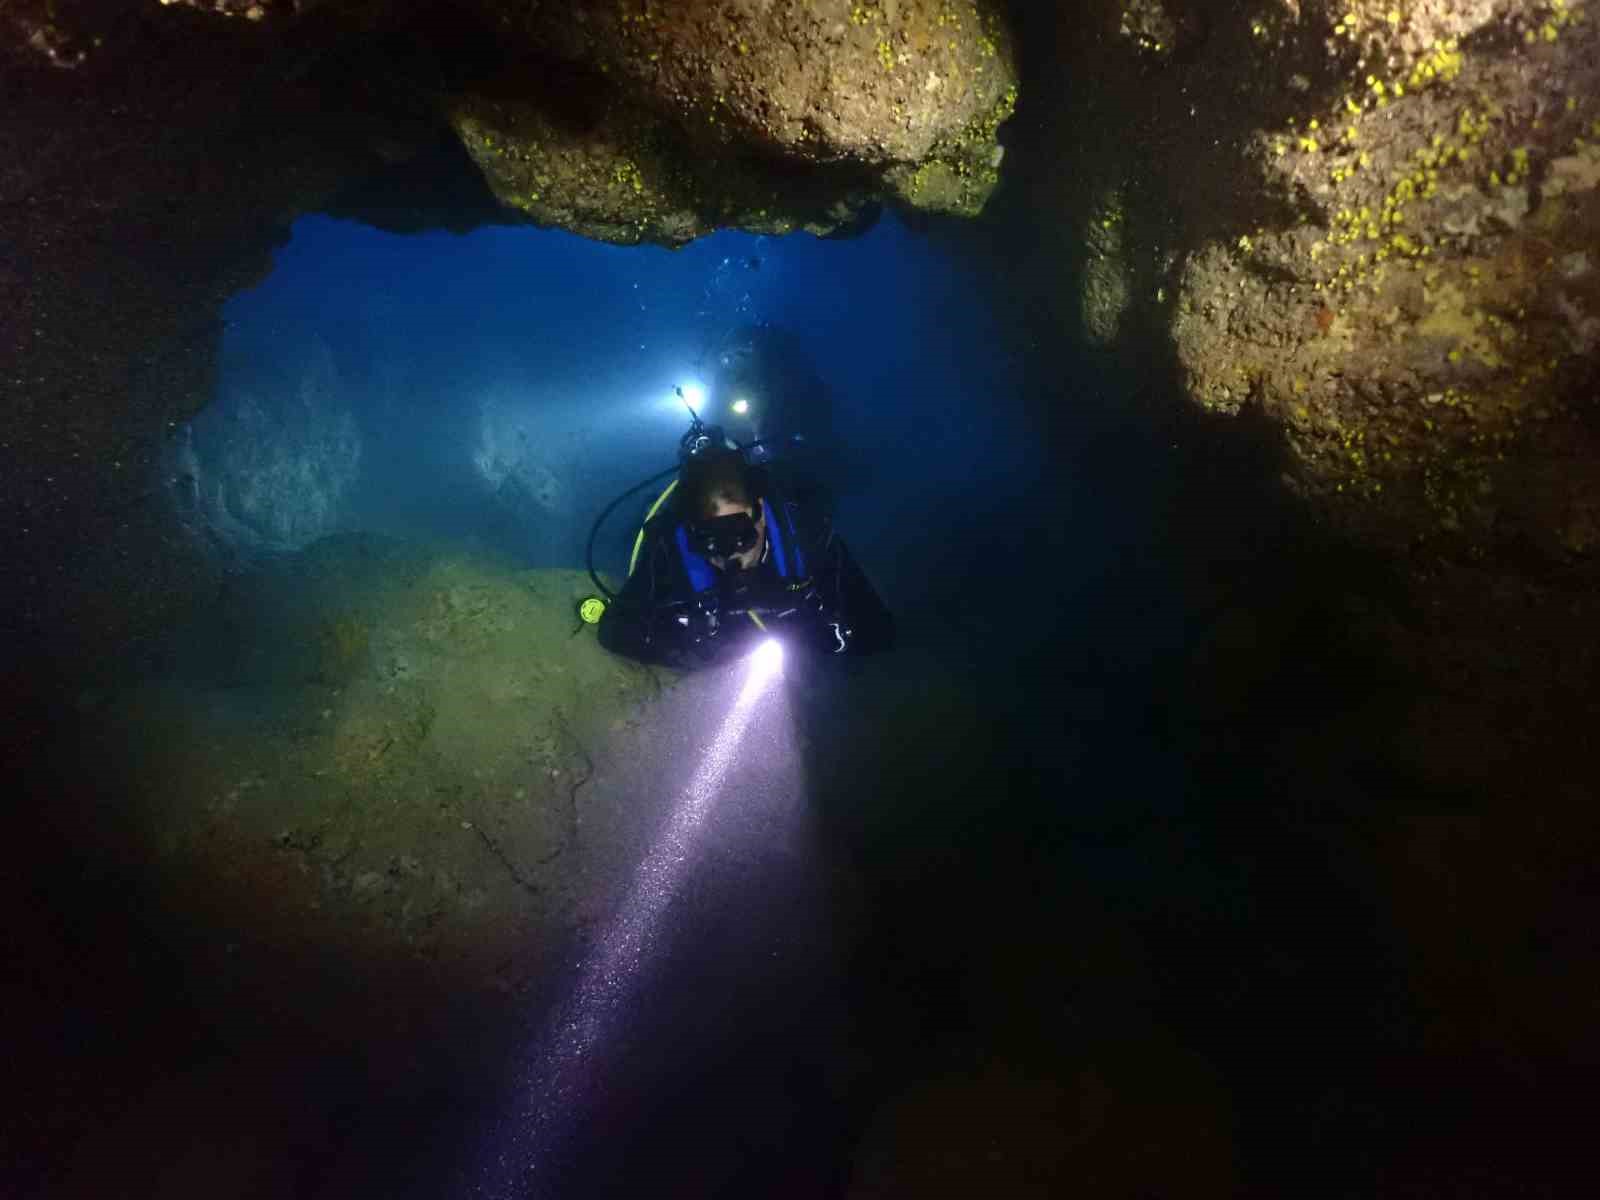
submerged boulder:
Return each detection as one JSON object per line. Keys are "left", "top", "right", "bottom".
{"left": 448, "top": 81, "right": 885, "bottom": 246}
{"left": 494, "top": 0, "right": 1014, "bottom": 166}
{"left": 451, "top": 0, "right": 1019, "bottom": 241}
{"left": 181, "top": 339, "right": 363, "bottom": 554}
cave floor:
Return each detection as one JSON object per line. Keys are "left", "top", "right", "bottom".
{"left": 6, "top": 532, "right": 1596, "bottom": 1198}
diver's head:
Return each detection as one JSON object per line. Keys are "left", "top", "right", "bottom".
{"left": 680, "top": 450, "right": 767, "bottom": 573}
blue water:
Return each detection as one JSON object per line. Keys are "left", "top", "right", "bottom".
{"left": 203, "top": 212, "right": 1034, "bottom": 606}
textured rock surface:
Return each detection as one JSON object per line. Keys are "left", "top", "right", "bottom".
{"left": 448, "top": 83, "right": 884, "bottom": 245}
{"left": 1005, "top": 0, "right": 1598, "bottom": 617}
{"left": 492, "top": 0, "right": 1014, "bottom": 166}
{"left": 451, "top": 0, "right": 1018, "bottom": 241}
{"left": 1166, "top": 0, "right": 1600, "bottom": 563}
{"left": 1005, "top": 0, "right": 1597, "bottom": 563}
{"left": 1, "top": 10, "right": 361, "bottom": 674}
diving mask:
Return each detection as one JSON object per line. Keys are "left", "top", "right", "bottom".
{"left": 688, "top": 510, "right": 760, "bottom": 560}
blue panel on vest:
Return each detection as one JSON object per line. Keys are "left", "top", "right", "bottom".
{"left": 763, "top": 497, "right": 807, "bottom": 578}
{"left": 675, "top": 524, "right": 717, "bottom": 594}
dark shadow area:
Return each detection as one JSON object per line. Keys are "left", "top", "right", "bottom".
{"left": 778, "top": 272, "right": 1595, "bottom": 1195}
{"left": 2, "top": 720, "right": 495, "bottom": 1199}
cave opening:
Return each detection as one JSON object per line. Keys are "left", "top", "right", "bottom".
{"left": 13, "top": 187, "right": 1545, "bottom": 1200}
{"left": 23, "top": 207, "right": 1152, "bottom": 1197}
{"left": 7, "top": 0, "right": 1597, "bottom": 1194}
{"left": 11, "top": 184, "right": 1477, "bottom": 1197}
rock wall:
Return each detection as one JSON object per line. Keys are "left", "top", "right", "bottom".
{"left": 991, "top": 1, "right": 1600, "bottom": 1082}
{"left": 2, "top": 9, "right": 359, "bottom": 680}
{"left": 1013, "top": 0, "right": 1599, "bottom": 562}
{"left": 450, "top": 0, "right": 1019, "bottom": 242}
{"left": 1171, "top": 0, "right": 1600, "bottom": 563}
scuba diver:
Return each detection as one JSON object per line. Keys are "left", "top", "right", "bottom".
{"left": 586, "top": 394, "right": 893, "bottom": 671}
{"left": 698, "top": 324, "right": 829, "bottom": 450}
{"left": 696, "top": 323, "right": 857, "bottom": 486}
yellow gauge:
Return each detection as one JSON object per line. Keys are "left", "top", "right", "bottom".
{"left": 578, "top": 596, "right": 607, "bottom": 624}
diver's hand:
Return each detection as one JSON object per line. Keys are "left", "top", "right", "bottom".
{"left": 650, "top": 597, "right": 719, "bottom": 643}
{"left": 787, "top": 582, "right": 850, "bottom": 653}
{"left": 691, "top": 594, "right": 721, "bottom": 632}
{"left": 728, "top": 580, "right": 818, "bottom": 620}
{"left": 768, "top": 579, "right": 828, "bottom": 622}
{"left": 645, "top": 599, "right": 721, "bottom": 669}
{"left": 727, "top": 586, "right": 801, "bottom": 619}
{"left": 798, "top": 580, "right": 830, "bottom": 617}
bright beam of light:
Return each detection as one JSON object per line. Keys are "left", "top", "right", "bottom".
{"left": 731, "top": 397, "right": 750, "bottom": 415}
{"left": 680, "top": 382, "right": 706, "bottom": 411}
{"left": 747, "top": 636, "right": 783, "bottom": 685}
{"left": 481, "top": 640, "right": 784, "bottom": 1194}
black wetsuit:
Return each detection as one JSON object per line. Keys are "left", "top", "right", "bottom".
{"left": 597, "top": 485, "right": 893, "bottom": 671}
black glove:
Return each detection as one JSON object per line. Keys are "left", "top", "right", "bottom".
{"left": 777, "top": 580, "right": 851, "bottom": 654}
{"left": 689, "top": 593, "right": 722, "bottom": 636}
{"left": 645, "top": 595, "right": 720, "bottom": 649}
{"left": 717, "top": 571, "right": 805, "bottom": 621}
{"left": 799, "top": 580, "right": 829, "bottom": 617}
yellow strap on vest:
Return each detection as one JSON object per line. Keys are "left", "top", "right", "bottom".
{"left": 629, "top": 478, "right": 680, "bottom": 577}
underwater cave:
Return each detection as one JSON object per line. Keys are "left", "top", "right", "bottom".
{"left": 4, "top": 2, "right": 1597, "bottom": 1197}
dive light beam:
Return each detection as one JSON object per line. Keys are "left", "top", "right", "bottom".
{"left": 488, "top": 639, "right": 785, "bottom": 1195}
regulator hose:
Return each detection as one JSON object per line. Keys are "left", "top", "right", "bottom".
{"left": 585, "top": 460, "right": 680, "bottom": 603}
